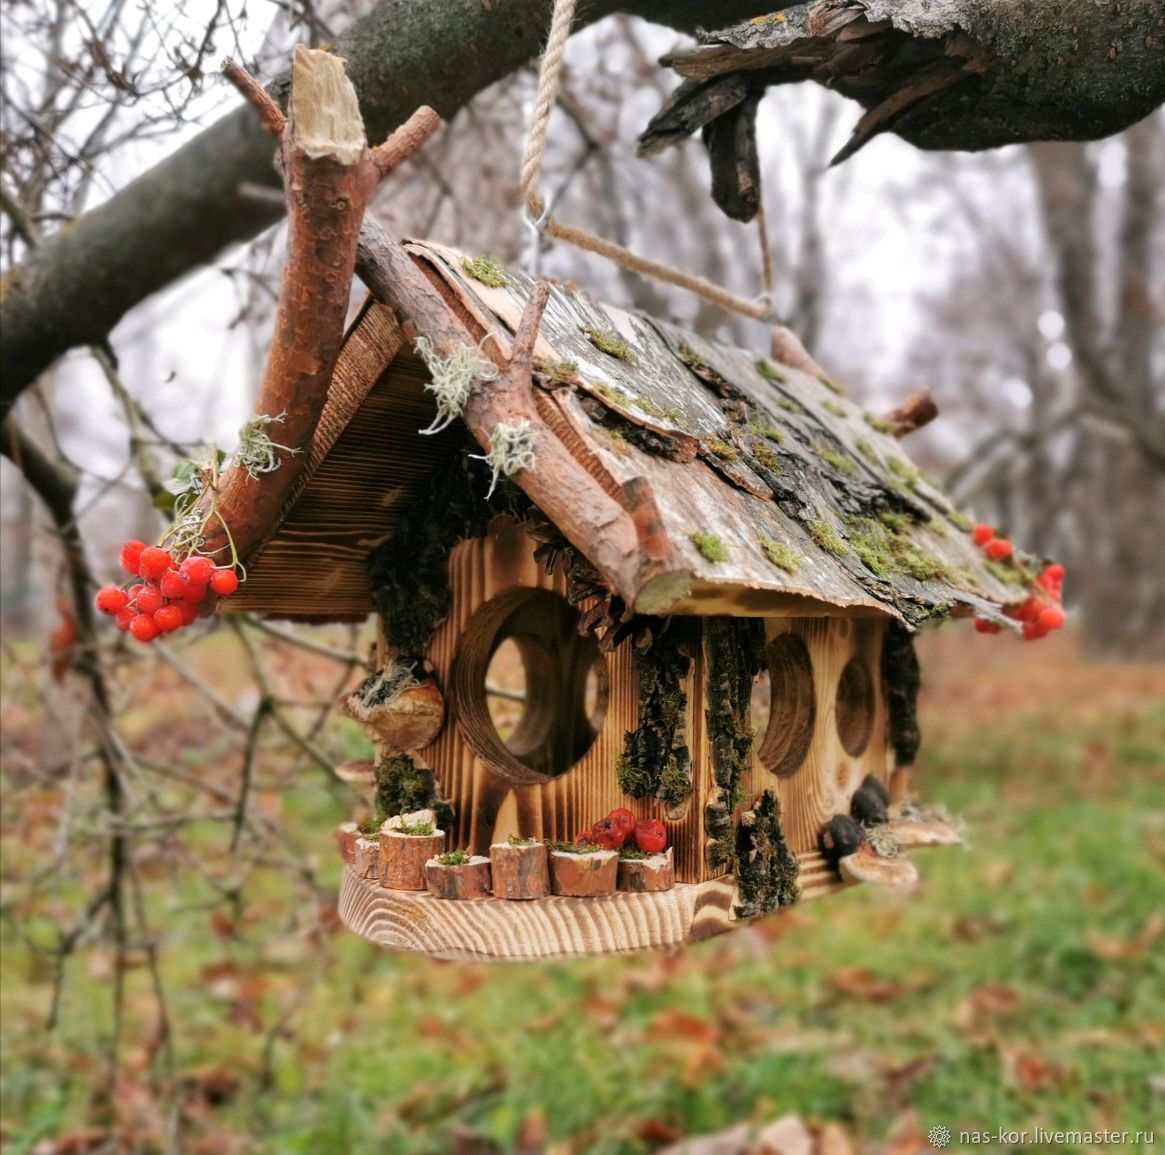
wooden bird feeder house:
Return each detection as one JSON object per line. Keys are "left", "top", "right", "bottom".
{"left": 223, "top": 235, "right": 1014, "bottom": 962}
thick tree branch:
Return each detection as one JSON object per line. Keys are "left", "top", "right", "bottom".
{"left": 0, "top": 0, "right": 771, "bottom": 418}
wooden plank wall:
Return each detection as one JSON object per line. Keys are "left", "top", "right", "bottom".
{"left": 416, "top": 518, "right": 710, "bottom": 884}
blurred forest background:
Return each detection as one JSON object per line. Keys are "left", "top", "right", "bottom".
{"left": 1, "top": 1, "right": 1163, "bottom": 1153}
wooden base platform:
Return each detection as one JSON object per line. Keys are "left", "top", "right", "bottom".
{"left": 338, "top": 850, "right": 848, "bottom": 961}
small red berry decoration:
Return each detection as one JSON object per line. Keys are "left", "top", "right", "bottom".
{"left": 607, "top": 808, "right": 636, "bottom": 839}
{"left": 180, "top": 555, "right": 215, "bottom": 585}
{"left": 102, "top": 541, "right": 242, "bottom": 643}
{"left": 210, "top": 568, "right": 239, "bottom": 596}
{"left": 138, "top": 545, "right": 174, "bottom": 579}
{"left": 153, "top": 605, "right": 185, "bottom": 633}
{"left": 984, "top": 538, "right": 1014, "bottom": 561}
{"left": 94, "top": 586, "right": 128, "bottom": 614}
{"left": 590, "top": 817, "right": 626, "bottom": 851}
{"left": 634, "top": 819, "right": 667, "bottom": 854}
{"left": 120, "top": 540, "right": 146, "bottom": 574}
{"left": 129, "top": 614, "right": 159, "bottom": 642}
{"left": 972, "top": 524, "right": 995, "bottom": 546}
{"left": 973, "top": 619, "right": 1002, "bottom": 634}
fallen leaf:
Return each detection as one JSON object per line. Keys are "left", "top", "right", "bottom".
{"left": 756, "top": 1114, "right": 813, "bottom": 1155}
{"left": 829, "top": 967, "right": 922, "bottom": 1002}
{"left": 815, "top": 1122, "right": 855, "bottom": 1155}
{"left": 954, "top": 983, "right": 1023, "bottom": 1029}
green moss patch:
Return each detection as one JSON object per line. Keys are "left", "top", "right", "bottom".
{"left": 817, "top": 372, "right": 845, "bottom": 396}
{"left": 705, "top": 437, "right": 739, "bottom": 461}
{"left": 461, "top": 255, "right": 511, "bottom": 288}
{"left": 863, "top": 412, "right": 895, "bottom": 435}
{"left": 690, "top": 531, "right": 728, "bottom": 562}
{"left": 436, "top": 849, "right": 473, "bottom": 866}
{"left": 881, "top": 621, "right": 921, "bottom": 766}
{"left": 809, "top": 519, "right": 847, "bottom": 556}
{"left": 759, "top": 535, "right": 800, "bottom": 573}
{"left": 822, "top": 400, "right": 847, "bottom": 418}
{"left": 749, "top": 419, "right": 785, "bottom": 443}
{"left": 814, "top": 443, "right": 856, "bottom": 476}
{"left": 583, "top": 325, "right": 632, "bottom": 362}
{"left": 536, "top": 359, "right": 578, "bottom": 385}
{"left": 616, "top": 621, "right": 692, "bottom": 805}
{"left": 734, "top": 790, "right": 800, "bottom": 918}
{"left": 754, "top": 357, "right": 786, "bottom": 383}
{"left": 374, "top": 756, "right": 454, "bottom": 832}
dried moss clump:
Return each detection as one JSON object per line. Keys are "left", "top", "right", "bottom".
{"left": 703, "top": 617, "right": 765, "bottom": 870}
{"left": 848, "top": 516, "right": 954, "bottom": 583}
{"left": 947, "top": 508, "right": 975, "bottom": 532}
{"left": 591, "top": 380, "right": 633, "bottom": 406}
{"left": 882, "top": 620, "right": 921, "bottom": 766}
{"left": 374, "top": 756, "right": 455, "bottom": 831}
{"left": 583, "top": 325, "right": 632, "bottom": 362}
{"left": 809, "top": 519, "right": 847, "bottom": 556}
{"left": 814, "top": 443, "right": 856, "bottom": 476}
{"left": 778, "top": 397, "right": 804, "bottom": 415}
{"left": 437, "top": 849, "right": 472, "bottom": 866}
{"left": 754, "top": 357, "right": 786, "bottom": 383}
{"left": 394, "top": 818, "right": 435, "bottom": 836}
{"left": 888, "top": 457, "right": 920, "bottom": 488}
{"left": 752, "top": 443, "right": 781, "bottom": 472}
{"left": 759, "top": 535, "right": 800, "bottom": 573}
{"left": 547, "top": 840, "right": 602, "bottom": 854}
{"left": 705, "top": 437, "right": 739, "bottom": 461}
{"left": 616, "top": 621, "right": 692, "bottom": 804}
{"left": 507, "top": 835, "right": 538, "bottom": 846}
{"left": 734, "top": 790, "right": 800, "bottom": 918}
{"left": 369, "top": 454, "right": 497, "bottom": 655}
{"left": 461, "top": 254, "right": 511, "bottom": 287}
{"left": 690, "top": 530, "right": 728, "bottom": 562}
{"left": 817, "top": 372, "right": 845, "bottom": 396}
{"left": 537, "top": 359, "right": 578, "bottom": 385}
{"left": 822, "top": 400, "right": 847, "bottom": 418}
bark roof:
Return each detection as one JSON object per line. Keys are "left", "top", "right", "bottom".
{"left": 230, "top": 240, "right": 1024, "bottom": 626}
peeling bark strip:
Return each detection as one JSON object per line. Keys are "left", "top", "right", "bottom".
{"left": 194, "top": 52, "right": 440, "bottom": 568}
{"left": 641, "top": 0, "right": 1164, "bottom": 218}
{"left": 734, "top": 790, "right": 799, "bottom": 918}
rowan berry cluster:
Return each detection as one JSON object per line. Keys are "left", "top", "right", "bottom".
{"left": 575, "top": 807, "right": 668, "bottom": 854}
{"left": 94, "top": 541, "right": 239, "bottom": 642}
{"left": 971, "top": 523, "right": 1066, "bottom": 641}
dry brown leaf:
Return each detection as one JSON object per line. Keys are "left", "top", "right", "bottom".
{"left": 829, "top": 967, "right": 920, "bottom": 1002}
{"left": 815, "top": 1122, "right": 855, "bottom": 1155}
{"left": 881, "top": 1108, "right": 928, "bottom": 1155}
{"left": 755, "top": 1114, "right": 814, "bottom": 1155}
{"left": 649, "top": 1009, "right": 722, "bottom": 1045}
{"left": 953, "top": 983, "right": 1023, "bottom": 1029}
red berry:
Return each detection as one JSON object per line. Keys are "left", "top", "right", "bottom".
{"left": 178, "top": 600, "right": 200, "bottom": 626}
{"left": 120, "top": 540, "right": 146, "bottom": 574}
{"left": 138, "top": 546, "right": 174, "bottom": 579}
{"left": 607, "top": 808, "right": 636, "bottom": 838}
{"left": 114, "top": 608, "right": 135, "bottom": 632}
{"left": 974, "top": 618, "right": 1002, "bottom": 634}
{"left": 95, "top": 586, "right": 128, "bottom": 614}
{"left": 153, "top": 605, "right": 184, "bottom": 633}
{"left": 1037, "top": 605, "right": 1065, "bottom": 631}
{"left": 590, "top": 817, "right": 626, "bottom": 850}
{"left": 180, "top": 555, "right": 215, "bottom": 584}
{"left": 1043, "top": 563, "right": 1065, "bottom": 583}
{"left": 209, "top": 569, "right": 239, "bottom": 596}
{"left": 1021, "top": 621, "right": 1049, "bottom": 642}
{"left": 984, "top": 538, "right": 1014, "bottom": 561}
{"left": 136, "top": 585, "right": 164, "bottom": 616}
{"left": 574, "top": 831, "right": 595, "bottom": 847}
{"left": 127, "top": 583, "right": 145, "bottom": 602}
{"left": 129, "top": 614, "right": 159, "bottom": 642}
{"left": 972, "top": 524, "right": 995, "bottom": 546}
{"left": 634, "top": 818, "right": 667, "bottom": 854}
{"left": 183, "top": 582, "right": 208, "bottom": 604}
{"left": 160, "top": 571, "right": 189, "bottom": 600}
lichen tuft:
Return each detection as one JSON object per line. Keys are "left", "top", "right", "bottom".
{"left": 758, "top": 535, "right": 800, "bottom": 572}
{"left": 583, "top": 325, "right": 632, "bottom": 362}
{"left": 690, "top": 530, "right": 728, "bottom": 562}
{"left": 461, "top": 254, "right": 511, "bottom": 288}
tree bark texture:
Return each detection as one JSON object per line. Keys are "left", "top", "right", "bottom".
{"left": 641, "top": 0, "right": 1164, "bottom": 216}
{"left": 0, "top": 1, "right": 772, "bottom": 417}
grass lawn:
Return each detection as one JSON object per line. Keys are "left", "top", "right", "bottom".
{"left": 2, "top": 627, "right": 1163, "bottom": 1153}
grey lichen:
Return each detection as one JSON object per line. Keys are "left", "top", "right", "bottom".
{"left": 234, "top": 412, "right": 299, "bottom": 480}
{"left": 356, "top": 660, "right": 419, "bottom": 709}
{"left": 472, "top": 419, "right": 537, "bottom": 497}
{"left": 414, "top": 334, "right": 499, "bottom": 435}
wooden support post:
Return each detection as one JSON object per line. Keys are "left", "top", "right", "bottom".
{"left": 549, "top": 849, "right": 618, "bottom": 897}
{"left": 617, "top": 849, "right": 675, "bottom": 893}
{"left": 489, "top": 841, "right": 550, "bottom": 900}
{"left": 195, "top": 50, "right": 441, "bottom": 571}
{"left": 425, "top": 856, "right": 492, "bottom": 900}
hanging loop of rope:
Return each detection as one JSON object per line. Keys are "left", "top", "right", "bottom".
{"left": 519, "top": 0, "right": 778, "bottom": 324}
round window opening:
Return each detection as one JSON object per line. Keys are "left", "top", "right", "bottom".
{"left": 835, "top": 657, "right": 874, "bottom": 757}
{"left": 755, "top": 633, "right": 816, "bottom": 779}
{"left": 451, "top": 589, "right": 609, "bottom": 786}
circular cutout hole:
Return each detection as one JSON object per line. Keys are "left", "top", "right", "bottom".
{"left": 756, "top": 634, "right": 816, "bottom": 779}
{"left": 452, "top": 589, "right": 608, "bottom": 786}
{"left": 835, "top": 657, "right": 874, "bottom": 756}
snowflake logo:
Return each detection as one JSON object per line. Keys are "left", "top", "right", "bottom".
{"left": 928, "top": 1125, "right": 952, "bottom": 1149}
